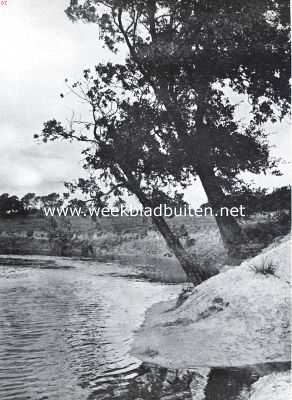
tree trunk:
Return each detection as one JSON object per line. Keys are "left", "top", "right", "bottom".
{"left": 145, "top": 77, "right": 246, "bottom": 252}
{"left": 125, "top": 174, "right": 210, "bottom": 285}
{"left": 120, "top": 34, "right": 247, "bottom": 258}
{"left": 197, "top": 165, "right": 247, "bottom": 254}
{"left": 150, "top": 213, "right": 210, "bottom": 284}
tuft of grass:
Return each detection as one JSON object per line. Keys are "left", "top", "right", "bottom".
{"left": 249, "top": 256, "right": 276, "bottom": 276}
{"left": 142, "top": 347, "right": 159, "bottom": 358}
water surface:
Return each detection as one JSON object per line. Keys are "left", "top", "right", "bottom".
{"left": 0, "top": 256, "right": 181, "bottom": 400}
{"left": 0, "top": 256, "right": 289, "bottom": 400}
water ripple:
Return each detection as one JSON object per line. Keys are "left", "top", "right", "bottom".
{"left": 0, "top": 256, "right": 180, "bottom": 400}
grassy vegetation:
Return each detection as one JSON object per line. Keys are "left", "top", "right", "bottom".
{"left": 249, "top": 257, "right": 277, "bottom": 276}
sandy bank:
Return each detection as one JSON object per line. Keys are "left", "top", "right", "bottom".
{"left": 132, "top": 236, "right": 291, "bottom": 369}
{"left": 248, "top": 371, "right": 291, "bottom": 400}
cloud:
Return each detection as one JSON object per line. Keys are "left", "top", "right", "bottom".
{"left": 0, "top": 0, "right": 290, "bottom": 207}
{"left": 0, "top": 0, "right": 102, "bottom": 196}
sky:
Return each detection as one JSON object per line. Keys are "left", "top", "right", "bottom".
{"left": 0, "top": 0, "right": 291, "bottom": 207}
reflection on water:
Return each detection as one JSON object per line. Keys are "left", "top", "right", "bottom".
{"left": 0, "top": 256, "right": 289, "bottom": 400}
{"left": 0, "top": 256, "right": 180, "bottom": 400}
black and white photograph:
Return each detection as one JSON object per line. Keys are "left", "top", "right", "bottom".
{"left": 0, "top": 1, "right": 291, "bottom": 399}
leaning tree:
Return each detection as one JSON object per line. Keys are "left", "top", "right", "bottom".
{"left": 36, "top": 66, "right": 212, "bottom": 284}
{"left": 64, "top": 0, "right": 290, "bottom": 253}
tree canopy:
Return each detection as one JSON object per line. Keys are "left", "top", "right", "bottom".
{"left": 63, "top": 0, "right": 290, "bottom": 251}
{"left": 32, "top": 0, "right": 290, "bottom": 279}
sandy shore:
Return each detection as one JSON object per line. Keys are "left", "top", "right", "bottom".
{"left": 132, "top": 235, "right": 291, "bottom": 398}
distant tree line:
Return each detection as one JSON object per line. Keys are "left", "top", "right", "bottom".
{"left": 0, "top": 192, "right": 63, "bottom": 218}
{"left": 201, "top": 186, "right": 291, "bottom": 216}
{"left": 0, "top": 185, "right": 290, "bottom": 218}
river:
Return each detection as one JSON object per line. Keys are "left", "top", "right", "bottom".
{"left": 0, "top": 256, "right": 289, "bottom": 400}
{"left": 0, "top": 255, "right": 182, "bottom": 400}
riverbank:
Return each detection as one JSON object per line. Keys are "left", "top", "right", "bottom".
{"left": 0, "top": 214, "right": 226, "bottom": 282}
{"left": 132, "top": 234, "right": 291, "bottom": 398}
{"left": 0, "top": 212, "right": 289, "bottom": 283}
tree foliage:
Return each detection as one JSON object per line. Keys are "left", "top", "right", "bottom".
{"left": 0, "top": 194, "right": 24, "bottom": 217}
{"left": 63, "top": 0, "right": 290, "bottom": 251}
{"left": 65, "top": 0, "right": 290, "bottom": 124}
